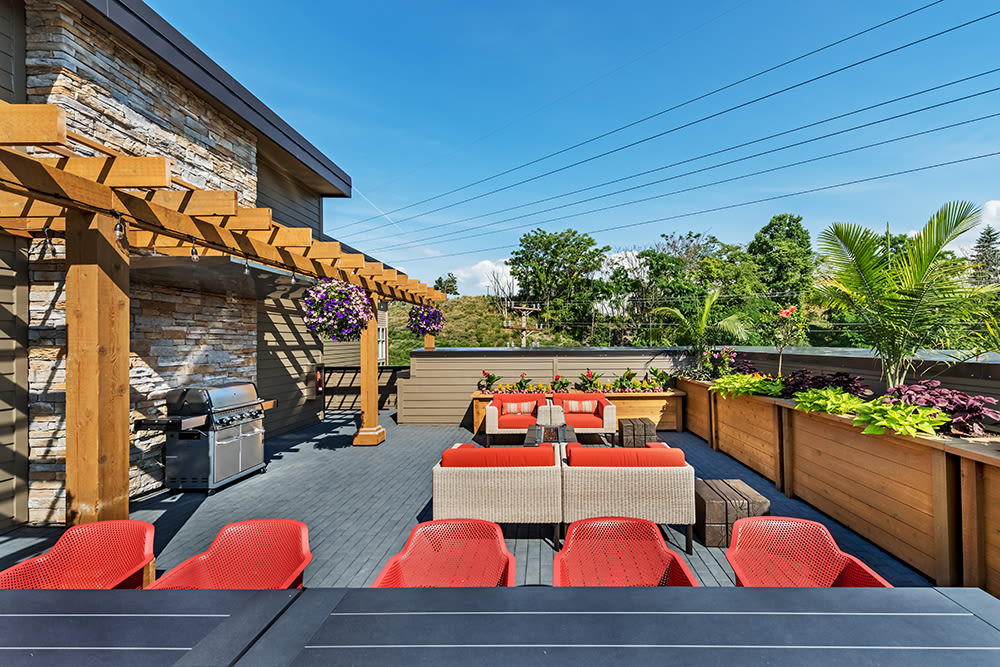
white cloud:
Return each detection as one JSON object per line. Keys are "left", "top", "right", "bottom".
{"left": 453, "top": 258, "right": 517, "bottom": 296}
{"left": 984, "top": 200, "right": 1000, "bottom": 228}
{"left": 420, "top": 247, "right": 442, "bottom": 257}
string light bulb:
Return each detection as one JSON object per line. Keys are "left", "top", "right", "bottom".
{"left": 244, "top": 258, "right": 250, "bottom": 275}
{"left": 190, "top": 240, "right": 199, "bottom": 262}
{"left": 113, "top": 213, "right": 125, "bottom": 242}
{"left": 43, "top": 228, "right": 55, "bottom": 257}
{"left": 290, "top": 272, "right": 296, "bottom": 285}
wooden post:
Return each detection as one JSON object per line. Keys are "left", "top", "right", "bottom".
{"left": 65, "top": 210, "right": 130, "bottom": 524}
{"left": 960, "top": 458, "right": 986, "bottom": 588}
{"left": 423, "top": 334, "right": 435, "bottom": 351}
{"left": 930, "top": 450, "right": 961, "bottom": 586}
{"left": 353, "top": 293, "right": 386, "bottom": 446}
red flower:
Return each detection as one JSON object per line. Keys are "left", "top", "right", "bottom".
{"left": 554, "top": 375, "right": 561, "bottom": 380}
{"left": 779, "top": 306, "right": 798, "bottom": 318}
{"left": 520, "top": 372, "right": 526, "bottom": 378}
{"left": 482, "top": 370, "right": 488, "bottom": 376}
{"left": 586, "top": 370, "right": 593, "bottom": 378}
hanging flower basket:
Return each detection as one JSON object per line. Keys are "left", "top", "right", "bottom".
{"left": 302, "top": 279, "right": 374, "bottom": 342}
{"left": 406, "top": 304, "right": 445, "bottom": 336}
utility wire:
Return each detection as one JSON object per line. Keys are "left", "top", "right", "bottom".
{"left": 360, "top": 8, "right": 1000, "bottom": 235}
{"left": 378, "top": 87, "right": 1000, "bottom": 252}
{"left": 340, "top": 0, "right": 946, "bottom": 230}
{"left": 369, "top": 67, "right": 1000, "bottom": 250}
{"left": 391, "top": 150, "right": 1000, "bottom": 263}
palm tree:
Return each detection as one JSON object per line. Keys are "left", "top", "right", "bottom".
{"left": 815, "top": 201, "right": 998, "bottom": 387}
{"left": 654, "top": 289, "right": 750, "bottom": 361}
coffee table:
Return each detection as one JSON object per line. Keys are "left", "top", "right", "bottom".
{"left": 524, "top": 423, "right": 576, "bottom": 445}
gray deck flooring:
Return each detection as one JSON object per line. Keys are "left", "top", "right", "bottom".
{"left": 0, "top": 410, "right": 931, "bottom": 588}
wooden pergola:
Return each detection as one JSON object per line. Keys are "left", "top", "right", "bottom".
{"left": 0, "top": 104, "right": 444, "bottom": 524}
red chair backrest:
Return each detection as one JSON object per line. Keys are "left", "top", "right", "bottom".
{"left": 373, "top": 519, "right": 515, "bottom": 588}
{"left": 554, "top": 517, "right": 698, "bottom": 587}
{"left": 727, "top": 517, "right": 851, "bottom": 587}
{"left": 149, "top": 519, "right": 312, "bottom": 590}
{"left": 0, "top": 520, "right": 154, "bottom": 590}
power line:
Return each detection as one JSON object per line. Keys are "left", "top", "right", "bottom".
{"left": 377, "top": 84, "right": 1000, "bottom": 252}
{"left": 346, "top": 4, "right": 992, "bottom": 237}
{"left": 391, "top": 150, "right": 1000, "bottom": 263}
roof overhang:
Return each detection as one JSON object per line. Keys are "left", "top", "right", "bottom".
{"left": 73, "top": 0, "right": 352, "bottom": 198}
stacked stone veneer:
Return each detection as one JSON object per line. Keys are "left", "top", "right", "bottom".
{"left": 24, "top": 0, "right": 257, "bottom": 202}
{"left": 28, "top": 238, "right": 256, "bottom": 523}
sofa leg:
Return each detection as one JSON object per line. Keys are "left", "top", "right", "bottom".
{"left": 686, "top": 524, "right": 693, "bottom": 554}
{"left": 553, "top": 523, "right": 561, "bottom": 549}
{"left": 485, "top": 433, "right": 490, "bottom": 448}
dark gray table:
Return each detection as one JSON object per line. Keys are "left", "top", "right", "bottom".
{"left": 238, "top": 586, "right": 1000, "bottom": 666}
{"left": 0, "top": 589, "right": 299, "bottom": 666}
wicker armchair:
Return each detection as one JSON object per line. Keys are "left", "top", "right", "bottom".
{"left": 432, "top": 443, "right": 562, "bottom": 543}
{"left": 559, "top": 443, "right": 695, "bottom": 553}
{"left": 484, "top": 393, "right": 548, "bottom": 446}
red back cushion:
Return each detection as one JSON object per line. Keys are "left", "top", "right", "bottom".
{"left": 502, "top": 401, "right": 537, "bottom": 415}
{"left": 442, "top": 444, "right": 554, "bottom": 467}
{"left": 567, "top": 445, "right": 685, "bottom": 467}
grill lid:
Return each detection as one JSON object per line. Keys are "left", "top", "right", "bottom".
{"left": 165, "top": 382, "right": 260, "bottom": 415}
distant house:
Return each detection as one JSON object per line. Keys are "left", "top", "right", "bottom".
{"left": 0, "top": 0, "right": 384, "bottom": 527}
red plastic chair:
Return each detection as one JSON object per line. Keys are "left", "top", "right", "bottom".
{"left": 372, "top": 519, "right": 515, "bottom": 588}
{"left": 726, "top": 517, "right": 892, "bottom": 587}
{"left": 553, "top": 517, "right": 699, "bottom": 587}
{"left": 0, "top": 520, "right": 155, "bottom": 589}
{"left": 148, "top": 519, "right": 311, "bottom": 590}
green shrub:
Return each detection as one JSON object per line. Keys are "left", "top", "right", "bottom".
{"left": 851, "top": 402, "right": 950, "bottom": 438}
{"left": 792, "top": 387, "right": 867, "bottom": 415}
{"left": 709, "top": 373, "right": 783, "bottom": 399}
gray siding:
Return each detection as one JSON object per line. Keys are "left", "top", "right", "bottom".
{"left": 0, "top": 0, "right": 25, "bottom": 103}
{"left": 257, "top": 292, "right": 323, "bottom": 437}
{"left": 324, "top": 340, "right": 360, "bottom": 367}
{"left": 256, "top": 157, "right": 322, "bottom": 237}
{"left": 0, "top": 237, "right": 27, "bottom": 532}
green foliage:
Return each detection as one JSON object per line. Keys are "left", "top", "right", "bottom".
{"left": 746, "top": 213, "right": 814, "bottom": 297}
{"left": 477, "top": 370, "right": 502, "bottom": 391}
{"left": 815, "top": 201, "right": 999, "bottom": 387}
{"left": 514, "top": 372, "right": 533, "bottom": 391}
{"left": 609, "top": 368, "right": 638, "bottom": 392}
{"left": 792, "top": 387, "right": 867, "bottom": 415}
{"left": 646, "top": 367, "right": 672, "bottom": 387}
{"left": 577, "top": 368, "right": 603, "bottom": 391}
{"left": 851, "top": 401, "right": 950, "bottom": 437}
{"left": 971, "top": 225, "right": 1000, "bottom": 286}
{"left": 433, "top": 272, "right": 459, "bottom": 295}
{"left": 653, "top": 289, "right": 749, "bottom": 358}
{"left": 709, "top": 373, "right": 784, "bottom": 399}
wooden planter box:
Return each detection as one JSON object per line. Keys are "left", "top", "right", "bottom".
{"left": 676, "top": 378, "right": 712, "bottom": 444}
{"left": 782, "top": 407, "right": 960, "bottom": 585}
{"left": 712, "top": 393, "right": 787, "bottom": 488}
{"left": 469, "top": 390, "right": 685, "bottom": 434}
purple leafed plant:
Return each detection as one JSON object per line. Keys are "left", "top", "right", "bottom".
{"left": 883, "top": 380, "right": 1000, "bottom": 437}
{"left": 406, "top": 304, "right": 445, "bottom": 336}
{"left": 780, "top": 369, "right": 873, "bottom": 399}
{"left": 302, "top": 279, "right": 374, "bottom": 342}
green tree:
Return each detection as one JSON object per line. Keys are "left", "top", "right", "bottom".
{"left": 507, "top": 228, "right": 609, "bottom": 327}
{"left": 815, "top": 201, "right": 998, "bottom": 387}
{"left": 653, "top": 289, "right": 750, "bottom": 360}
{"left": 747, "top": 213, "right": 814, "bottom": 298}
{"left": 971, "top": 225, "right": 1000, "bottom": 285}
{"left": 433, "top": 272, "right": 459, "bottom": 295}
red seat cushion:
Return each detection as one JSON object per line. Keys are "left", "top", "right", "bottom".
{"left": 442, "top": 445, "right": 554, "bottom": 467}
{"left": 567, "top": 446, "right": 685, "bottom": 467}
{"left": 497, "top": 414, "right": 536, "bottom": 429}
{"left": 565, "top": 413, "right": 603, "bottom": 429}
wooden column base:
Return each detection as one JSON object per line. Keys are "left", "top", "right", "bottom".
{"left": 353, "top": 425, "right": 386, "bottom": 446}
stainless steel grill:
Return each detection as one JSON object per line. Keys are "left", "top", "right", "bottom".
{"left": 135, "top": 382, "right": 274, "bottom": 493}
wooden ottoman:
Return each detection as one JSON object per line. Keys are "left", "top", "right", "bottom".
{"left": 695, "top": 479, "right": 770, "bottom": 547}
{"left": 617, "top": 417, "right": 657, "bottom": 447}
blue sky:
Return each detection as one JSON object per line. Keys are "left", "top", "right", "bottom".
{"left": 148, "top": 0, "right": 999, "bottom": 294}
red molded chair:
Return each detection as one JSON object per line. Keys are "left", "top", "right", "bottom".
{"left": 0, "top": 520, "right": 155, "bottom": 589}
{"left": 553, "top": 517, "right": 698, "bottom": 587}
{"left": 726, "top": 516, "right": 892, "bottom": 587}
{"left": 372, "top": 519, "right": 515, "bottom": 588}
{"left": 148, "top": 519, "right": 311, "bottom": 590}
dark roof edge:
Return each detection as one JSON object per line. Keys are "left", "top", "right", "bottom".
{"left": 76, "top": 0, "right": 352, "bottom": 197}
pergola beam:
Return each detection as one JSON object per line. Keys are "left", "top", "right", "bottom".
{"left": 0, "top": 104, "right": 66, "bottom": 145}
{"left": 36, "top": 157, "right": 172, "bottom": 188}
{"left": 141, "top": 189, "right": 238, "bottom": 216}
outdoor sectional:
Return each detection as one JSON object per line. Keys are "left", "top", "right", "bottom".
{"left": 431, "top": 441, "right": 695, "bottom": 552}
{"left": 550, "top": 393, "right": 617, "bottom": 437}
{"left": 483, "top": 393, "right": 552, "bottom": 446}
{"left": 559, "top": 442, "right": 695, "bottom": 553}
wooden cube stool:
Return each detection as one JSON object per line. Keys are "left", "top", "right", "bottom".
{"left": 694, "top": 479, "right": 770, "bottom": 547}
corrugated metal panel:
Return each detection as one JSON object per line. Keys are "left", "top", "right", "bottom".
{"left": 257, "top": 158, "right": 322, "bottom": 238}
{"left": 0, "top": 0, "right": 25, "bottom": 103}
{"left": 256, "top": 294, "right": 323, "bottom": 437}
{"left": 0, "top": 236, "right": 27, "bottom": 532}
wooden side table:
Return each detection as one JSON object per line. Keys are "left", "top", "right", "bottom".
{"left": 695, "top": 479, "right": 771, "bottom": 547}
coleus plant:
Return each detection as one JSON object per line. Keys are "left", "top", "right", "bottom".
{"left": 882, "top": 380, "right": 1000, "bottom": 437}
{"left": 779, "top": 369, "right": 873, "bottom": 399}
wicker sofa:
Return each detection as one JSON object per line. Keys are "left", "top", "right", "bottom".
{"left": 550, "top": 393, "right": 616, "bottom": 437}
{"left": 559, "top": 442, "right": 695, "bottom": 553}
{"left": 432, "top": 443, "right": 562, "bottom": 542}
{"left": 484, "top": 393, "right": 552, "bottom": 446}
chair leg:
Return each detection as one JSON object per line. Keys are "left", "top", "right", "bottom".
{"left": 485, "top": 433, "right": 490, "bottom": 448}
{"left": 686, "top": 524, "right": 693, "bottom": 555}
{"left": 142, "top": 558, "right": 156, "bottom": 588}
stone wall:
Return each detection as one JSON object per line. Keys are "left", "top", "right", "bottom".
{"left": 26, "top": 237, "right": 256, "bottom": 522}
{"left": 23, "top": 0, "right": 258, "bottom": 202}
